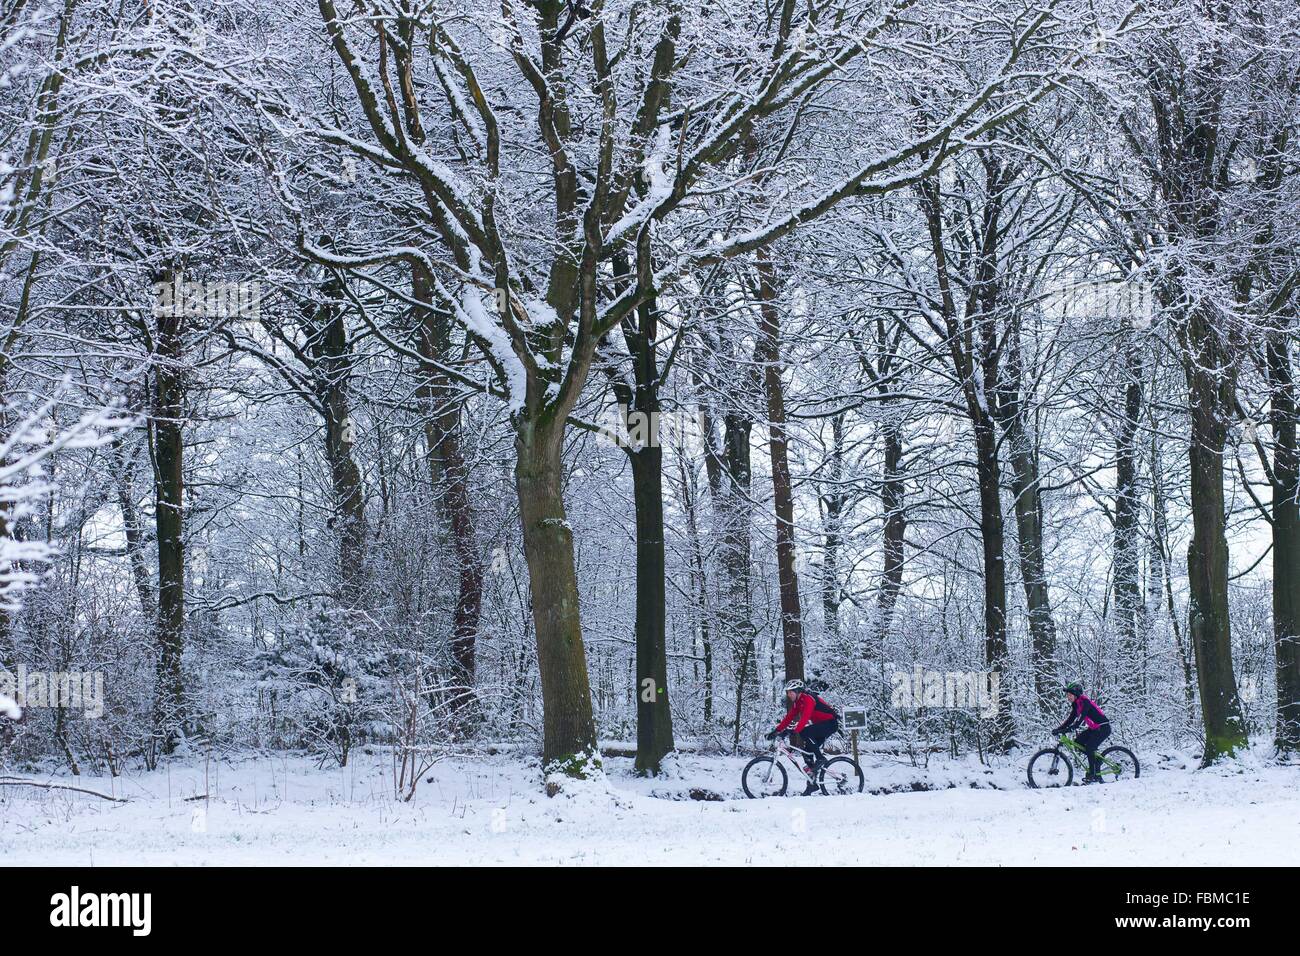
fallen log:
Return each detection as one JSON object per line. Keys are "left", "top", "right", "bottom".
{"left": 0, "top": 777, "right": 128, "bottom": 802}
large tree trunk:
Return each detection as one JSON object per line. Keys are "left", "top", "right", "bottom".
{"left": 1266, "top": 329, "right": 1300, "bottom": 751}
{"left": 1137, "top": 0, "right": 1245, "bottom": 765}
{"left": 309, "top": 290, "right": 367, "bottom": 607}
{"left": 821, "top": 412, "right": 846, "bottom": 644}
{"left": 414, "top": 276, "right": 482, "bottom": 708}
{"left": 974, "top": 409, "right": 1015, "bottom": 750}
{"left": 699, "top": 328, "right": 759, "bottom": 749}
{"left": 996, "top": 324, "right": 1057, "bottom": 705}
{"left": 1006, "top": 448, "right": 1055, "bottom": 703}
{"left": 874, "top": 418, "right": 906, "bottom": 652}
{"left": 604, "top": 272, "right": 675, "bottom": 774}
{"left": 0, "top": 451, "right": 11, "bottom": 672}
{"left": 1151, "top": 431, "right": 1198, "bottom": 724}
{"left": 677, "top": 450, "right": 714, "bottom": 723}
{"left": 1181, "top": 305, "right": 1246, "bottom": 764}
{"left": 433, "top": 431, "right": 482, "bottom": 699}
{"left": 708, "top": 405, "right": 756, "bottom": 752}
{"left": 1113, "top": 319, "right": 1145, "bottom": 693}
{"left": 629, "top": 442, "right": 674, "bottom": 773}
{"left": 514, "top": 417, "right": 597, "bottom": 771}
{"left": 755, "top": 260, "right": 804, "bottom": 680}
{"left": 920, "top": 175, "right": 1013, "bottom": 750}
{"left": 151, "top": 272, "right": 186, "bottom": 754}
{"left": 722, "top": 412, "right": 757, "bottom": 751}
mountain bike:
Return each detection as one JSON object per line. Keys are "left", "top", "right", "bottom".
{"left": 742, "top": 732, "right": 864, "bottom": 797}
{"left": 1026, "top": 734, "right": 1140, "bottom": 788}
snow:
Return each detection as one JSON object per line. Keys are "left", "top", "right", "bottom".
{"left": 432, "top": 56, "right": 486, "bottom": 152}
{"left": 523, "top": 297, "right": 560, "bottom": 330}
{"left": 0, "top": 692, "right": 20, "bottom": 720}
{"left": 407, "top": 152, "right": 484, "bottom": 230}
{"left": 2, "top": 747, "right": 1296, "bottom": 866}
{"left": 442, "top": 280, "right": 528, "bottom": 415}
{"left": 604, "top": 126, "right": 674, "bottom": 247}
{"left": 972, "top": 361, "right": 990, "bottom": 414}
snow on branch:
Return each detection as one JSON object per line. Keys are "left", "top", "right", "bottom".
{"left": 0, "top": 387, "right": 133, "bottom": 616}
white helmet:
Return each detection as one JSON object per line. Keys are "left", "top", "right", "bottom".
{"left": 783, "top": 679, "right": 805, "bottom": 694}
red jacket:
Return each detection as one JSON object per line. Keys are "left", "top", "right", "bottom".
{"left": 775, "top": 692, "right": 836, "bottom": 733}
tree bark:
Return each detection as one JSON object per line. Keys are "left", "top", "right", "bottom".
{"left": 1151, "top": 432, "right": 1198, "bottom": 723}
{"left": 677, "top": 450, "right": 714, "bottom": 723}
{"left": 974, "top": 410, "right": 1014, "bottom": 750}
{"left": 721, "top": 410, "right": 757, "bottom": 751}
{"left": 306, "top": 284, "right": 367, "bottom": 608}
{"left": 1180, "top": 304, "right": 1246, "bottom": 764}
{"left": 875, "top": 419, "right": 906, "bottom": 651}
{"left": 514, "top": 417, "right": 597, "bottom": 770}
{"left": 707, "top": 403, "right": 757, "bottom": 751}
{"left": 1138, "top": 0, "right": 1246, "bottom": 764}
{"left": 698, "top": 323, "right": 760, "bottom": 749}
{"left": 413, "top": 275, "right": 482, "bottom": 708}
{"left": 995, "top": 322, "right": 1057, "bottom": 704}
{"left": 821, "top": 412, "right": 846, "bottom": 644}
{"left": 602, "top": 263, "right": 675, "bottom": 774}
{"left": 1113, "top": 319, "right": 1145, "bottom": 693}
{"left": 860, "top": 319, "right": 908, "bottom": 659}
{"left": 1266, "top": 329, "right": 1300, "bottom": 751}
{"left": 755, "top": 259, "right": 804, "bottom": 680}
{"left": 629, "top": 442, "right": 674, "bottom": 772}
{"left": 151, "top": 269, "right": 186, "bottom": 754}
{"left": 919, "top": 176, "right": 1013, "bottom": 750}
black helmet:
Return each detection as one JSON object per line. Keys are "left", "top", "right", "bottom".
{"left": 1064, "top": 681, "right": 1083, "bottom": 696}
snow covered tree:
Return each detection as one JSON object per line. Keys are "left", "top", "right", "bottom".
{"left": 1103, "top": 0, "right": 1300, "bottom": 762}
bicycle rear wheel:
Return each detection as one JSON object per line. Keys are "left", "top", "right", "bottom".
{"left": 817, "top": 756, "right": 864, "bottom": 795}
{"left": 1027, "top": 748, "right": 1073, "bottom": 788}
{"left": 1097, "top": 746, "right": 1139, "bottom": 783}
{"left": 742, "top": 755, "right": 789, "bottom": 798}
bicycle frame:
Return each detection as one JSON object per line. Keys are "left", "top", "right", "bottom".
{"left": 759, "top": 736, "right": 817, "bottom": 787}
{"left": 1055, "top": 734, "right": 1122, "bottom": 775}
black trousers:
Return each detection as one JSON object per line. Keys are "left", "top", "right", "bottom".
{"left": 797, "top": 719, "right": 838, "bottom": 766}
{"left": 1076, "top": 724, "right": 1111, "bottom": 775}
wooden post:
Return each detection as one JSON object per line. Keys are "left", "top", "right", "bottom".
{"left": 851, "top": 729, "right": 860, "bottom": 764}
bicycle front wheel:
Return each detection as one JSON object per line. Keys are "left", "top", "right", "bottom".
{"left": 742, "top": 755, "right": 789, "bottom": 798}
{"left": 1097, "top": 746, "right": 1139, "bottom": 783}
{"left": 817, "top": 756, "right": 865, "bottom": 796}
{"left": 1027, "top": 748, "right": 1073, "bottom": 788}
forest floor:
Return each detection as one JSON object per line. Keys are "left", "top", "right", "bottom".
{"left": 2, "top": 742, "right": 1297, "bottom": 865}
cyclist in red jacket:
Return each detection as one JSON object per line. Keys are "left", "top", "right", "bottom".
{"left": 766, "top": 679, "right": 840, "bottom": 794}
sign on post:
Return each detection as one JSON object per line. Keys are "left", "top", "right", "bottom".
{"left": 842, "top": 707, "right": 866, "bottom": 764}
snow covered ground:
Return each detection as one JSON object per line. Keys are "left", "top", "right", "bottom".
{"left": 2, "top": 744, "right": 1297, "bottom": 866}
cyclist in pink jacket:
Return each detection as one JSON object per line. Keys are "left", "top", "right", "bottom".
{"left": 1053, "top": 682, "right": 1111, "bottom": 783}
